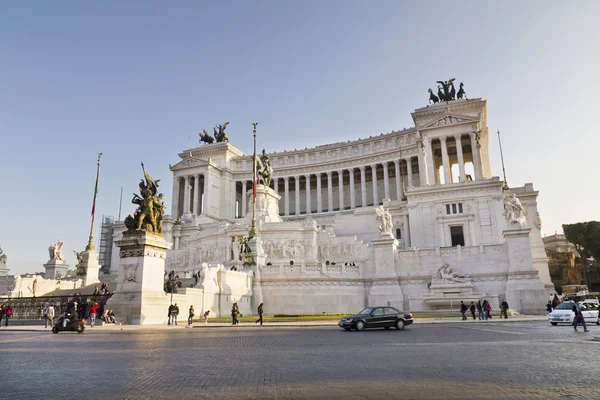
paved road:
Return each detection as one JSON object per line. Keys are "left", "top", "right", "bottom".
{"left": 2, "top": 320, "right": 599, "bottom": 399}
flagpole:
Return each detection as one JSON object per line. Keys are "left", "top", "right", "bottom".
{"left": 249, "top": 123, "right": 258, "bottom": 238}
{"left": 497, "top": 130, "right": 509, "bottom": 191}
{"left": 86, "top": 153, "right": 103, "bottom": 251}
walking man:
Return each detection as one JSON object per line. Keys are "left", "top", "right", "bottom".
{"left": 476, "top": 300, "right": 484, "bottom": 320}
{"left": 501, "top": 299, "right": 509, "bottom": 319}
{"left": 470, "top": 302, "right": 476, "bottom": 320}
{"left": 460, "top": 301, "right": 468, "bottom": 320}
{"left": 172, "top": 303, "right": 179, "bottom": 325}
{"left": 167, "top": 304, "right": 174, "bottom": 325}
{"left": 573, "top": 303, "right": 588, "bottom": 332}
{"left": 255, "top": 303, "right": 264, "bottom": 325}
{"left": 188, "top": 305, "right": 195, "bottom": 326}
{"left": 45, "top": 303, "right": 55, "bottom": 328}
{"left": 203, "top": 310, "right": 210, "bottom": 323}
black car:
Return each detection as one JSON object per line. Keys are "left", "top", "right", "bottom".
{"left": 338, "top": 306, "right": 413, "bottom": 331}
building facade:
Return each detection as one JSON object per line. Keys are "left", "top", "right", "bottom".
{"left": 109, "top": 97, "right": 553, "bottom": 315}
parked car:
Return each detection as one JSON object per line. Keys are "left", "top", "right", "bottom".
{"left": 548, "top": 301, "right": 599, "bottom": 326}
{"left": 339, "top": 306, "right": 413, "bottom": 331}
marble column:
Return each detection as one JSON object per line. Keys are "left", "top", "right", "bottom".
{"left": 406, "top": 157, "right": 413, "bottom": 187}
{"left": 394, "top": 160, "right": 401, "bottom": 201}
{"left": 294, "top": 176, "right": 300, "bottom": 215}
{"left": 470, "top": 131, "right": 483, "bottom": 180}
{"left": 183, "top": 176, "right": 191, "bottom": 214}
{"left": 273, "top": 177, "right": 279, "bottom": 196}
{"left": 241, "top": 181, "right": 247, "bottom": 217}
{"left": 192, "top": 174, "right": 200, "bottom": 215}
{"left": 359, "top": 166, "right": 367, "bottom": 207}
{"left": 417, "top": 140, "right": 429, "bottom": 186}
{"left": 349, "top": 168, "right": 356, "bottom": 209}
{"left": 305, "top": 174, "right": 311, "bottom": 214}
{"left": 383, "top": 163, "right": 390, "bottom": 200}
{"left": 424, "top": 137, "right": 435, "bottom": 185}
{"left": 171, "top": 176, "right": 180, "bottom": 217}
{"left": 231, "top": 181, "right": 237, "bottom": 218}
{"left": 403, "top": 214, "right": 410, "bottom": 248}
{"left": 327, "top": 171, "right": 333, "bottom": 212}
{"left": 440, "top": 136, "right": 451, "bottom": 184}
{"left": 337, "top": 170, "right": 344, "bottom": 211}
{"left": 284, "top": 177, "right": 290, "bottom": 216}
{"left": 455, "top": 134, "right": 466, "bottom": 182}
{"left": 371, "top": 165, "right": 379, "bottom": 205}
{"left": 316, "top": 173, "right": 322, "bottom": 213}
{"left": 203, "top": 171, "right": 210, "bottom": 214}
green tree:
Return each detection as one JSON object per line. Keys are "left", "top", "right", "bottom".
{"left": 562, "top": 221, "right": 600, "bottom": 286}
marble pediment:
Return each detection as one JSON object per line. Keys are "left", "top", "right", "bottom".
{"left": 169, "top": 157, "right": 210, "bottom": 171}
{"left": 421, "top": 114, "right": 478, "bottom": 130}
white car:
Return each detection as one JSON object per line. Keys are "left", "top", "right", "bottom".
{"left": 548, "top": 301, "right": 599, "bottom": 326}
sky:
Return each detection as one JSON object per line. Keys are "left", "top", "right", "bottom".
{"left": 1, "top": 1, "right": 599, "bottom": 274}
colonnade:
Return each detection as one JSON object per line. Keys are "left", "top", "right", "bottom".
{"left": 172, "top": 173, "right": 208, "bottom": 218}
{"left": 419, "top": 132, "right": 483, "bottom": 185}
{"left": 234, "top": 157, "right": 418, "bottom": 218}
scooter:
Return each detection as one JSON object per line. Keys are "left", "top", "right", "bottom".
{"left": 52, "top": 315, "right": 86, "bottom": 334}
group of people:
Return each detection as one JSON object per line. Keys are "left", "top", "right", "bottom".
{"left": 460, "top": 299, "right": 510, "bottom": 320}
{"left": 92, "top": 283, "right": 111, "bottom": 295}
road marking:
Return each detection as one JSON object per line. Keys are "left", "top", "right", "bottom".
{"left": 455, "top": 326, "right": 528, "bottom": 335}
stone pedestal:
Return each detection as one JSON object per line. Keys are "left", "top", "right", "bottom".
{"left": 106, "top": 231, "right": 172, "bottom": 325}
{"left": 421, "top": 280, "right": 491, "bottom": 310}
{"left": 503, "top": 228, "right": 547, "bottom": 314}
{"left": 43, "top": 260, "right": 69, "bottom": 280}
{"left": 368, "top": 237, "right": 403, "bottom": 309}
{"left": 244, "top": 185, "right": 282, "bottom": 223}
{"left": 80, "top": 249, "right": 100, "bottom": 287}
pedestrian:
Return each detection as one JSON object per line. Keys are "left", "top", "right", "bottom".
{"left": 546, "top": 300, "right": 553, "bottom": 314}
{"left": 171, "top": 303, "right": 179, "bottom": 325}
{"left": 45, "top": 303, "right": 55, "bottom": 328}
{"left": 470, "top": 302, "right": 476, "bottom": 320}
{"left": 89, "top": 302, "right": 100, "bottom": 327}
{"left": 5, "top": 306, "right": 13, "bottom": 326}
{"left": 460, "top": 301, "right": 468, "bottom": 320}
{"left": 203, "top": 310, "right": 210, "bottom": 323}
{"left": 487, "top": 301, "right": 493, "bottom": 319}
{"left": 167, "top": 304, "right": 174, "bottom": 325}
{"left": 0, "top": 306, "right": 4, "bottom": 328}
{"left": 188, "top": 305, "right": 195, "bottom": 326}
{"left": 231, "top": 303, "right": 239, "bottom": 325}
{"left": 476, "top": 300, "right": 484, "bottom": 320}
{"left": 255, "top": 303, "right": 264, "bottom": 325}
{"left": 501, "top": 299, "right": 509, "bottom": 319}
{"left": 572, "top": 304, "right": 588, "bottom": 332}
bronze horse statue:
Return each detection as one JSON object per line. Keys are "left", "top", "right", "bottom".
{"left": 199, "top": 130, "right": 214, "bottom": 144}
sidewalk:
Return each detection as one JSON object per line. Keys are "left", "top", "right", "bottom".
{"left": 0, "top": 315, "right": 547, "bottom": 332}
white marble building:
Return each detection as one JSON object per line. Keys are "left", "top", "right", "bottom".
{"left": 110, "top": 97, "right": 553, "bottom": 315}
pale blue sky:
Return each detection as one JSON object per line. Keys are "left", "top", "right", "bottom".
{"left": 1, "top": 1, "right": 598, "bottom": 274}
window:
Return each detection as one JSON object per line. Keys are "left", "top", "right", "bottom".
{"left": 445, "top": 202, "right": 464, "bottom": 215}
{"left": 395, "top": 228, "right": 402, "bottom": 239}
{"left": 372, "top": 308, "right": 385, "bottom": 316}
{"left": 385, "top": 307, "right": 399, "bottom": 315}
{"left": 450, "top": 226, "right": 465, "bottom": 247}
